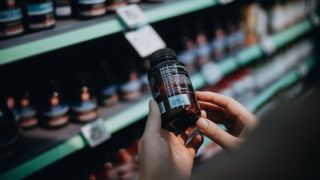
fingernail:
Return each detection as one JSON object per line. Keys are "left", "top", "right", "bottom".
{"left": 197, "top": 118, "right": 208, "bottom": 130}
{"left": 149, "top": 99, "right": 153, "bottom": 108}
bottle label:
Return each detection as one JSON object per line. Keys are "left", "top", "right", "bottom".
{"left": 120, "top": 80, "right": 141, "bottom": 93}
{"left": 197, "top": 44, "right": 211, "bottom": 58}
{"left": 151, "top": 63, "right": 194, "bottom": 112}
{"left": 168, "top": 94, "right": 190, "bottom": 109}
{"left": 55, "top": 6, "right": 71, "bottom": 16}
{"left": 44, "top": 104, "right": 69, "bottom": 118}
{"left": 20, "top": 107, "right": 37, "bottom": 119}
{"left": 27, "top": 2, "right": 54, "bottom": 16}
{"left": 0, "top": 8, "right": 22, "bottom": 23}
{"left": 78, "top": 0, "right": 106, "bottom": 5}
{"left": 71, "top": 100, "right": 97, "bottom": 113}
{"left": 212, "top": 37, "right": 226, "bottom": 53}
{"left": 101, "top": 85, "right": 117, "bottom": 97}
{"left": 158, "top": 101, "right": 165, "bottom": 114}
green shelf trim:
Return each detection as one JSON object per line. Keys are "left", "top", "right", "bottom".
{"left": 147, "top": 0, "right": 217, "bottom": 23}
{"left": 0, "top": 0, "right": 218, "bottom": 65}
{"left": 217, "top": 56, "right": 238, "bottom": 75}
{"left": 271, "top": 20, "right": 312, "bottom": 49}
{"left": 1, "top": 135, "right": 86, "bottom": 180}
{"left": 236, "top": 44, "right": 263, "bottom": 65}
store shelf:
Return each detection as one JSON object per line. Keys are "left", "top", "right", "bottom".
{"left": 0, "top": 0, "right": 218, "bottom": 66}
{"left": 0, "top": 17, "right": 313, "bottom": 179}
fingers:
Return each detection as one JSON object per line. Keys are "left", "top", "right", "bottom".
{"left": 144, "top": 100, "right": 161, "bottom": 136}
{"left": 196, "top": 91, "right": 254, "bottom": 121}
{"left": 196, "top": 118, "right": 242, "bottom": 151}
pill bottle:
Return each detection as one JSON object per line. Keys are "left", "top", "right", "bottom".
{"left": 148, "top": 48, "right": 200, "bottom": 133}
{"left": 0, "top": 0, "right": 24, "bottom": 39}
{"left": 25, "top": 0, "right": 55, "bottom": 31}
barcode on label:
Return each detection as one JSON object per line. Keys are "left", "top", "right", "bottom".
{"left": 159, "top": 101, "right": 165, "bottom": 114}
{"left": 168, "top": 94, "right": 190, "bottom": 109}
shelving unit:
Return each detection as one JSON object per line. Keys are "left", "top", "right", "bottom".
{"left": 0, "top": 0, "right": 218, "bottom": 65}
{"left": 0, "top": 16, "right": 313, "bottom": 179}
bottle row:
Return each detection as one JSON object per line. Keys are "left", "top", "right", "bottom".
{"left": 1, "top": 0, "right": 317, "bottom": 40}
{"left": 157, "top": 0, "right": 315, "bottom": 75}
{"left": 0, "top": 0, "right": 165, "bottom": 39}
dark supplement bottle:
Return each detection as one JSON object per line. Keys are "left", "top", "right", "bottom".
{"left": 148, "top": 48, "right": 200, "bottom": 133}
{"left": 69, "top": 72, "right": 98, "bottom": 123}
{"left": 18, "top": 91, "right": 38, "bottom": 129}
{"left": 0, "top": 0, "right": 24, "bottom": 39}
{"left": 96, "top": 61, "right": 119, "bottom": 107}
{"left": 0, "top": 96, "right": 20, "bottom": 159}
{"left": 75, "top": 0, "right": 106, "bottom": 18}
{"left": 25, "top": 0, "right": 55, "bottom": 31}
{"left": 40, "top": 79, "right": 70, "bottom": 128}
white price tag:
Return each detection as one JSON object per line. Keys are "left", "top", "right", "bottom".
{"left": 125, "top": 25, "right": 166, "bottom": 58}
{"left": 200, "top": 62, "right": 223, "bottom": 85}
{"left": 116, "top": 4, "right": 147, "bottom": 29}
{"left": 260, "top": 35, "right": 275, "bottom": 55}
{"left": 219, "top": 0, "right": 234, "bottom": 4}
{"left": 81, "top": 118, "right": 111, "bottom": 148}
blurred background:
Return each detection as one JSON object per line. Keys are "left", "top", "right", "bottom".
{"left": 0, "top": 0, "right": 319, "bottom": 179}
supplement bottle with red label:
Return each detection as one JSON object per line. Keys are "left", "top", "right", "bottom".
{"left": 0, "top": 0, "right": 24, "bottom": 39}
{"left": 148, "top": 48, "right": 200, "bottom": 133}
{"left": 25, "top": 0, "right": 55, "bottom": 31}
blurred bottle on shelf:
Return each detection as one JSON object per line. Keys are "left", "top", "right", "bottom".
{"left": 242, "top": 3, "right": 258, "bottom": 45}
{"left": 195, "top": 23, "right": 211, "bottom": 68}
{"left": 118, "top": 58, "right": 142, "bottom": 101}
{"left": 69, "top": 72, "right": 98, "bottom": 123}
{"left": 95, "top": 61, "right": 119, "bottom": 107}
{"left": 0, "top": 94, "right": 20, "bottom": 159}
{"left": 176, "top": 28, "right": 197, "bottom": 74}
{"left": 39, "top": 79, "right": 70, "bottom": 128}
{"left": 53, "top": 0, "right": 72, "bottom": 18}
{"left": 0, "top": 0, "right": 24, "bottom": 39}
{"left": 18, "top": 91, "right": 38, "bottom": 129}
{"left": 75, "top": 0, "right": 107, "bottom": 18}
{"left": 210, "top": 24, "right": 226, "bottom": 60}
{"left": 24, "top": 0, "right": 55, "bottom": 31}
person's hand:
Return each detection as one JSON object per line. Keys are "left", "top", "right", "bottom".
{"left": 195, "top": 91, "right": 258, "bottom": 151}
{"left": 138, "top": 100, "right": 203, "bottom": 180}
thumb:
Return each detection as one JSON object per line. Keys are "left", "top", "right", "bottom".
{"left": 144, "top": 100, "right": 161, "bottom": 136}
{"left": 196, "top": 118, "right": 242, "bottom": 151}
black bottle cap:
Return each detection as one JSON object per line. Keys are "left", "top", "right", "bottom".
{"left": 149, "top": 48, "right": 177, "bottom": 66}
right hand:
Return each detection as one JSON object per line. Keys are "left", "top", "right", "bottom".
{"left": 195, "top": 91, "right": 258, "bottom": 151}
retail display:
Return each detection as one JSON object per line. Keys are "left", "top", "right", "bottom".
{"left": 0, "top": 0, "right": 318, "bottom": 179}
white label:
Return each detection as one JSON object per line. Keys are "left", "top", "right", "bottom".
{"left": 81, "top": 118, "right": 111, "bottom": 147}
{"left": 260, "top": 35, "right": 275, "bottom": 55}
{"left": 124, "top": 25, "right": 166, "bottom": 57}
{"left": 168, "top": 94, "right": 190, "bottom": 109}
{"left": 201, "top": 62, "right": 223, "bottom": 85}
{"left": 116, "top": 4, "right": 147, "bottom": 29}
{"left": 158, "top": 101, "right": 166, "bottom": 114}
{"left": 56, "top": 6, "right": 72, "bottom": 16}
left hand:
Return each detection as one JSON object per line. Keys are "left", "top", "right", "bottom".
{"left": 138, "top": 100, "right": 203, "bottom": 180}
